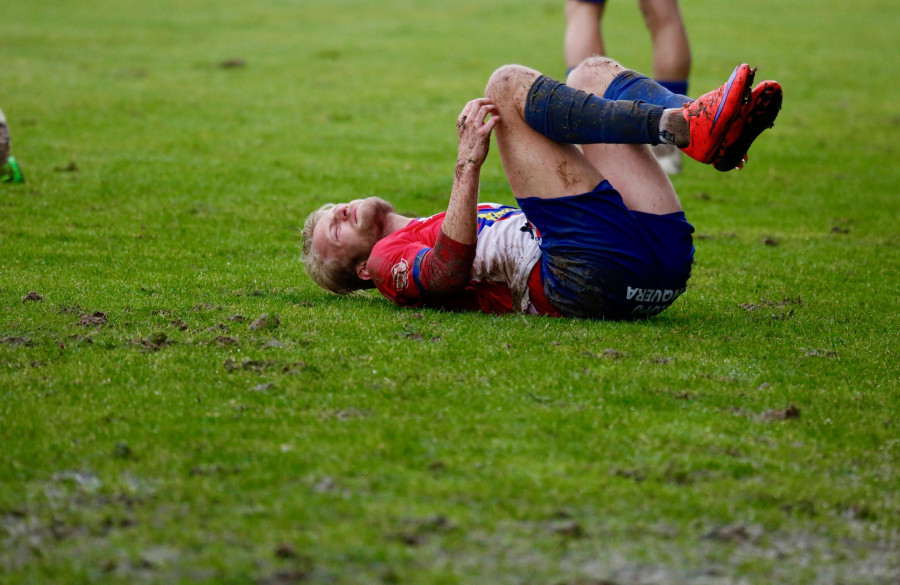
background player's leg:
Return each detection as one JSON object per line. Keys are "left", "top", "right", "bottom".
{"left": 0, "top": 108, "right": 9, "bottom": 166}
{"left": 564, "top": 0, "right": 606, "bottom": 73}
{"left": 640, "top": 0, "right": 691, "bottom": 174}
{"left": 0, "top": 106, "right": 25, "bottom": 184}
{"left": 640, "top": 0, "right": 691, "bottom": 88}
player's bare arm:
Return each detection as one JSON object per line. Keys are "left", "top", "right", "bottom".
{"left": 443, "top": 98, "right": 499, "bottom": 245}
{"left": 413, "top": 99, "right": 500, "bottom": 295}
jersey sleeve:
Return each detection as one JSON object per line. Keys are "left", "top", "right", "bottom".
{"left": 368, "top": 230, "right": 432, "bottom": 306}
{"left": 419, "top": 231, "right": 476, "bottom": 293}
{"left": 368, "top": 221, "right": 476, "bottom": 306}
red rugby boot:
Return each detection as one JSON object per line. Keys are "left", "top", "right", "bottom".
{"left": 680, "top": 64, "right": 754, "bottom": 165}
{"left": 713, "top": 80, "right": 783, "bottom": 171}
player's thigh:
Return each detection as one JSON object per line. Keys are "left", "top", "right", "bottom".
{"left": 639, "top": 0, "right": 683, "bottom": 30}
{"left": 485, "top": 64, "right": 603, "bottom": 199}
{"left": 494, "top": 121, "right": 602, "bottom": 200}
{"left": 581, "top": 143, "right": 682, "bottom": 214}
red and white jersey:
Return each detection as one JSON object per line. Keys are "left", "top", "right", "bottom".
{"left": 367, "top": 203, "right": 559, "bottom": 315}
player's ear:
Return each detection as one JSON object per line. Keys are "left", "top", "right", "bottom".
{"left": 356, "top": 260, "right": 371, "bottom": 281}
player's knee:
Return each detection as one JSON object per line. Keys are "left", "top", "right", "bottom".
{"left": 567, "top": 56, "right": 626, "bottom": 91}
{"left": 485, "top": 64, "right": 538, "bottom": 103}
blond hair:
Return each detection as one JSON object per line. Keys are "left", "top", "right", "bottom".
{"left": 300, "top": 203, "right": 373, "bottom": 294}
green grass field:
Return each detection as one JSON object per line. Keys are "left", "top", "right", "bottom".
{"left": 1, "top": 0, "right": 897, "bottom": 583}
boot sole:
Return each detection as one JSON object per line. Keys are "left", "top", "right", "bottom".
{"left": 714, "top": 83, "right": 783, "bottom": 172}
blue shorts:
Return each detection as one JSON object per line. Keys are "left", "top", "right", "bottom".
{"left": 517, "top": 181, "right": 694, "bottom": 320}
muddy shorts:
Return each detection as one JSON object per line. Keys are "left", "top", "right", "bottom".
{"left": 517, "top": 181, "right": 694, "bottom": 320}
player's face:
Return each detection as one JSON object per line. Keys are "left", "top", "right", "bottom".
{"left": 311, "top": 196, "right": 394, "bottom": 266}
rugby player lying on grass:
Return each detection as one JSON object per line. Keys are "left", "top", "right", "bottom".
{"left": 301, "top": 57, "right": 782, "bottom": 320}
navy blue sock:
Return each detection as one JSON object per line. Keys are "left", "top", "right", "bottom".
{"left": 603, "top": 71, "right": 692, "bottom": 109}
{"left": 524, "top": 75, "right": 664, "bottom": 145}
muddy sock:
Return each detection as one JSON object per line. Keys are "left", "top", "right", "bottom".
{"left": 524, "top": 75, "right": 664, "bottom": 145}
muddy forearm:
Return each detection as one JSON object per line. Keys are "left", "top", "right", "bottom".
{"left": 419, "top": 162, "right": 481, "bottom": 293}
{"left": 420, "top": 230, "right": 476, "bottom": 293}
{"left": 441, "top": 160, "right": 481, "bottom": 245}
